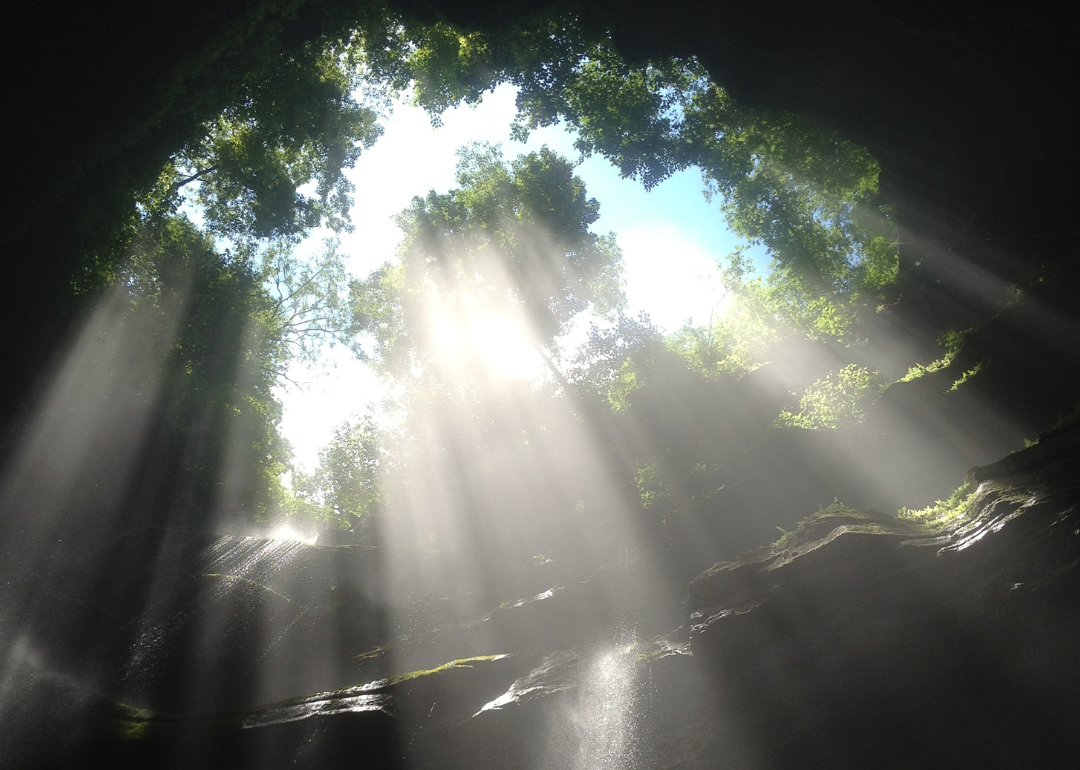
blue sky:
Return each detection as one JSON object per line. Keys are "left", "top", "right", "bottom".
{"left": 280, "top": 84, "right": 757, "bottom": 470}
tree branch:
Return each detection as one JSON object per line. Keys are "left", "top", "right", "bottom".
{"left": 174, "top": 165, "right": 219, "bottom": 189}
{"left": 536, "top": 346, "right": 571, "bottom": 391}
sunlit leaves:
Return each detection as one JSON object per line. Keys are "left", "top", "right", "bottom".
{"left": 776, "top": 364, "right": 882, "bottom": 430}
{"left": 566, "top": 312, "right": 659, "bottom": 403}
{"left": 280, "top": 415, "right": 384, "bottom": 531}
{"left": 166, "top": 41, "right": 383, "bottom": 242}
{"left": 512, "top": 46, "right": 701, "bottom": 189}
{"left": 898, "top": 480, "right": 975, "bottom": 528}
{"left": 352, "top": 143, "right": 625, "bottom": 382}
{"left": 569, "top": 298, "right": 778, "bottom": 416}
{"left": 256, "top": 239, "right": 358, "bottom": 367}
{"left": 358, "top": 14, "right": 592, "bottom": 123}
{"left": 899, "top": 327, "right": 971, "bottom": 383}
{"left": 315, "top": 415, "right": 383, "bottom": 522}
{"left": 365, "top": 12, "right": 899, "bottom": 338}
{"left": 665, "top": 321, "right": 756, "bottom": 379}
{"left": 679, "top": 82, "right": 897, "bottom": 336}
{"left": 114, "top": 217, "right": 290, "bottom": 519}
{"left": 115, "top": 8, "right": 910, "bottom": 540}
{"left": 636, "top": 462, "right": 665, "bottom": 509}
{"left": 350, "top": 262, "right": 407, "bottom": 372}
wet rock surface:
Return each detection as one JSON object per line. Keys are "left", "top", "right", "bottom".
{"left": 2, "top": 430, "right": 1078, "bottom": 768}
{"left": 1, "top": 2, "right": 1078, "bottom": 767}
{"left": 687, "top": 427, "right": 1080, "bottom": 767}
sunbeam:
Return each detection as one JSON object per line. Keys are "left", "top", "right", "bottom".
{"left": 5, "top": 8, "right": 1080, "bottom": 769}
{"left": 567, "top": 643, "right": 641, "bottom": 770}
{"left": 425, "top": 284, "right": 546, "bottom": 382}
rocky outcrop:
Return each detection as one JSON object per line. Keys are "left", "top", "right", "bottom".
{"left": 686, "top": 427, "right": 1080, "bottom": 767}
{"left": 2, "top": 4, "right": 1077, "bottom": 766}
{"left": 5, "top": 430, "right": 1077, "bottom": 768}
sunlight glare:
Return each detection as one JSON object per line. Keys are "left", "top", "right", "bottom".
{"left": 427, "top": 289, "right": 546, "bottom": 382}
{"left": 558, "top": 643, "right": 640, "bottom": 770}
{"left": 269, "top": 525, "right": 318, "bottom": 545}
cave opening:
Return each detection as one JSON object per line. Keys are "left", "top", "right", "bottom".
{"left": 1, "top": 2, "right": 1078, "bottom": 768}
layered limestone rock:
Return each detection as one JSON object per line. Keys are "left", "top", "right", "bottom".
{"left": 686, "top": 427, "right": 1080, "bottom": 767}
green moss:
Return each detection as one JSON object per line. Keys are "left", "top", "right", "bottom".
{"left": 106, "top": 654, "right": 510, "bottom": 742}
{"left": 116, "top": 719, "right": 153, "bottom": 741}
{"left": 385, "top": 655, "right": 510, "bottom": 685}
{"left": 636, "top": 462, "right": 663, "bottom": 509}
{"left": 1023, "top": 403, "right": 1080, "bottom": 448}
{"left": 776, "top": 364, "right": 882, "bottom": 430}
{"left": 900, "top": 357, "right": 950, "bottom": 382}
{"left": 107, "top": 702, "right": 238, "bottom": 741}
{"left": 898, "top": 327, "right": 972, "bottom": 383}
{"left": 949, "top": 359, "right": 987, "bottom": 391}
{"left": 899, "top": 480, "right": 975, "bottom": 529}
{"left": 732, "top": 503, "right": 933, "bottom": 565}
{"left": 1046, "top": 401, "right": 1080, "bottom": 438}
{"left": 635, "top": 639, "right": 690, "bottom": 662}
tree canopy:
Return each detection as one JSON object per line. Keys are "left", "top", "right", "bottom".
{"left": 350, "top": 143, "right": 624, "bottom": 384}
{"left": 106, "top": 215, "right": 289, "bottom": 521}
{"left": 360, "top": 13, "right": 898, "bottom": 337}
{"left": 147, "top": 39, "right": 383, "bottom": 243}
{"left": 64, "top": 6, "right": 908, "bottom": 540}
